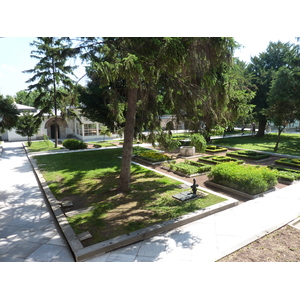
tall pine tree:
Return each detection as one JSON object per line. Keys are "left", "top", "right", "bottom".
{"left": 24, "top": 37, "right": 77, "bottom": 147}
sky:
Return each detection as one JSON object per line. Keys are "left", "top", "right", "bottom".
{"left": 0, "top": 36, "right": 299, "bottom": 97}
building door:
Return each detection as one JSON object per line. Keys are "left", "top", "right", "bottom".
{"left": 50, "top": 124, "right": 60, "bottom": 139}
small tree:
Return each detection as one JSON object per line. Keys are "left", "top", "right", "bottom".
{"left": 267, "top": 66, "right": 300, "bottom": 151}
{"left": 15, "top": 112, "right": 41, "bottom": 146}
{"left": 99, "top": 125, "right": 111, "bottom": 142}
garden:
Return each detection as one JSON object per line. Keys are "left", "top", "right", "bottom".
{"left": 30, "top": 133, "right": 300, "bottom": 249}
{"left": 34, "top": 147, "right": 226, "bottom": 247}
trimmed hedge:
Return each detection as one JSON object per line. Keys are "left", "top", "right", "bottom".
{"left": 268, "top": 166, "right": 300, "bottom": 182}
{"left": 206, "top": 145, "right": 228, "bottom": 153}
{"left": 62, "top": 139, "right": 87, "bottom": 150}
{"left": 163, "top": 160, "right": 211, "bottom": 176}
{"left": 208, "top": 162, "right": 278, "bottom": 195}
{"left": 274, "top": 158, "right": 300, "bottom": 168}
{"left": 198, "top": 155, "right": 243, "bottom": 165}
{"left": 227, "top": 150, "right": 270, "bottom": 160}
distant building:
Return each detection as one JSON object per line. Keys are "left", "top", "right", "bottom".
{"left": 0, "top": 104, "right": 105, "bottom": 142}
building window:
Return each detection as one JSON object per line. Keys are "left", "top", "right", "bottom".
{"left": 84, "top": 124, "right": 97, "bottom": 136}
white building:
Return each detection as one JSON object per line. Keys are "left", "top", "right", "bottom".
{"left": 1, "top": 104, "right": 106, "bottom": 142}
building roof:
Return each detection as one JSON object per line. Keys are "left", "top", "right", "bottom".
{"left": 15, "top": 103, "right": 37, "bottom": 112}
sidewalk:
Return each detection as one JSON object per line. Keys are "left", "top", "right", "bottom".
{"left": 0, "top": 142, "right": 74, "bottom": 262}
{"left": 84, "top": 182, "right": 300, "bottom": 262}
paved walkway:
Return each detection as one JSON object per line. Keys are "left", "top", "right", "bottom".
{"left": 0, "top": 142, "right": 74, "bottom": 262}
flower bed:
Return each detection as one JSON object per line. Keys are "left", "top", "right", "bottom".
{"left": 162, "top": 160, "right": 211, "bottom": 176}
{"left": 133, "top": 147, "right": 171, "bottom": 162}
{"left": 226, "top": 150, "right": 270, "bottom": 160}
{"left": 198, "top": 155, "right": 243, "bottom": 165}
{"left": 274, "top": 158, "right": 300, "bottom": 169}
{"left": 207, "top": 162, "right": 278, "bottom": 195}
{"left": 206, "top": 145, "right": 228, "bottom": 153}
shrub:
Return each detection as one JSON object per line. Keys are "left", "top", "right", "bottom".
{"left": 190, "top": 134, "right": 206, "bottom": 153}
{"left": 62, "top": 139, "right": 87, "bottom": 150}
{"left": 157, "top": 132, "right": 181, "bottom": 151}
{"left": 208, "top": 162, "right": 278, "bottom": 195}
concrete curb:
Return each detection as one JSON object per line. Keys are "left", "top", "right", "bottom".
{"left": 25, "top": 145, "right": 239, "bottom": 262}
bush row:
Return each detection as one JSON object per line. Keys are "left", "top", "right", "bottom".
{"left": 227, "top": 150, "right": 270, "bottom": 160}
{"left": 275, "top": 158, "right": 300, "bottom": 168}
{"left": 268, "top": 166, "right": 300, "bottom": 182}
{"left": 208, "top": 162, "right": 278, "bottom": 195}
{"left": 206, "top": 145, "right": 228, "bottom": 153}
{"left": 198, "top": 155, "right": 243, "bottom": 165}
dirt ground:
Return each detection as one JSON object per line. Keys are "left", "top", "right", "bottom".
{"left": 218, "top": 224, "right": 300, "bottom": 262}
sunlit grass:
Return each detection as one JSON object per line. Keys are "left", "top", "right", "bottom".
{"left": 213, "top": 133, "right": 300, "bottom": 156}
{"left": 26, "top": 140, "right": 61, "bottom": 152}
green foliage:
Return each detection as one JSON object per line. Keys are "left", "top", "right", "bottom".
{"left": 246, "top": 41, "right": 300, "bottom": 136}
{"left": 133, "top": 147, "right": 170, "bottom": 162}
{"left": 198, "top": 155, "right": 243, "bottom": 165}
{"left": 0, "top": 94, "right": 19, "bottom": 133}
{"left": 268, "top": 166, "right": 300, "bottom": 182}
{"left": 190, "top": 134, "right": 207, "bottom": 152}
{"left": 157, "top": 132, "right": 181, "bottom": 151}
{"left": 213, "top": 133, "right": 300, "bottom": 156}
{"left": 275, "top": 158, "right": 300, "bottom": 168}
{"left": 208, "top": 162, "right": 278, "bottom": 195}
{"left": 206, "top": 145, "right": 228, "bottom": 152}
{"left": 15, "top": 112, "right": 41, "bottom": 146}
{"left": 62, "top": 139, "right": 87, "bottom": 150}
{"left": 227, "top": 150, "right": 271, "bottom": 160}
{"left": 164, "top": 160, "right": 211, "bottom": 175}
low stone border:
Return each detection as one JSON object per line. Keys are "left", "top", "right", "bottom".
{"left": 24, "top": 144, "right": 239, "bottom": 262}
{"left": 205, "top": 180, "right": 276, "bottom": 200}
{"left": 289, "top": 216, "right": 300, "bottom": 230}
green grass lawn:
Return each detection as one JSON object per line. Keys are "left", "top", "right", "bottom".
{"left": 26, "top": 140, "right": 61, "bottom": 152}
{"left": 34, "top": 148, "right": 226, "bottom": 245}
{"left": 88, "top": 141, "right": 118, "bottom": 147}
{"left": 213, "top": 133, "right": 300, "bottom": 156}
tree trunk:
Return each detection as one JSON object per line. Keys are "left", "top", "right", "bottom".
{"left": 256, "top": 118, "right": 267, "bottom": 137}
{"left": 117, "top": 85, "right": 138, "bottom": 193}
{"left": 52, "top": 58, "right": 58, "bottom": 148}
{"left": 274, "top": 126, "right": 285, "bottom": 152}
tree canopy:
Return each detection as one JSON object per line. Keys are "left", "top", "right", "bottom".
{"left": 267, "top": 66, "right": 300, "bottom": 151}
{"left": 0, "top": 94, "right": 19, "bottom": 133}
{"left": 247, "top": 41, "right": 300, "bottom": 136}
{"left": 24, "top": 37, "right": 77, "bottom": 147}
{"left": 75, "top": 37, "right": 237, "bottom": 192}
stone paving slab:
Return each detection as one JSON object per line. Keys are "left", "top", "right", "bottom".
{"left": 0, "top": 142, "right": 74, "bottom": 262}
